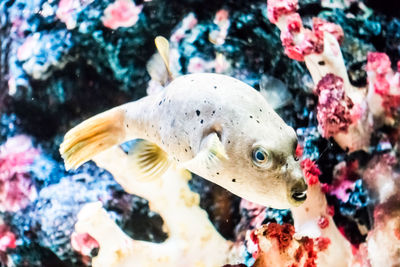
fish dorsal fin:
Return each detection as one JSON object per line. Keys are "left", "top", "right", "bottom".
{"left": 128, "top": 139, "right": 171, "bottom": 181}
{"left": 184, "top": 132, "right": 228, "bottom": 170}
{"left": 155, "top": 36, "right": 173, "bottom": 81}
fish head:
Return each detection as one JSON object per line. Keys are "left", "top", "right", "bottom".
{"left": 223, "top": 123, "right": 307, "bottom": 209}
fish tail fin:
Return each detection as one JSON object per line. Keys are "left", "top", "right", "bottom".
{"left": 60, "top": 107, "right": 126, "bottom": 170}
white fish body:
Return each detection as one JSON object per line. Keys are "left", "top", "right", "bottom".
{"left": 60, "top": 72, "right": 307, "bottom": 209}
{"left": 60, "top": 37, "right": 307, "bottom": 209}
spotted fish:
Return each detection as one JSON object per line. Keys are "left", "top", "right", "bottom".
{"left": 59, "top": 37, "right": 307, "bottom": 209}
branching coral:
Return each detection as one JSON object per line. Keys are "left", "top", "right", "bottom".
{"left": 267, "top": 0, "right": 375, "bottom": 152}
{"left": 73, "top": 146, "right": 234, "bottom": 267}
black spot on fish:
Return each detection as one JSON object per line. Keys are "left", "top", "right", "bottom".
{"left": 151, "top": 125, "right": 154, "bottom": 128}
{"left": 185, "top": 112, "right": 188, "bottom": 116}
{"left": 185, "top": 148, "right": 187, "bottom": 152}
{"left": 280, "top": 126, "right": 282, "bottom": 130}
{"left": 196, "top": 110, "right": 201, "bottom": 116}
{"left": 200, "top": 119, "right": 204, "bottom": 124}
{"left": 250, "top": 115, "right": 253, "bottom": 119}
{"left": 216, "top": 172, "right": 219, "bottom": 175}
{"left": 256, "top": 120, "right": 260, "bottom": 123}
{"left": 228, "top": 140, "right": 231, "bottom": 144}
{"left": 260, "top": 109, "right": 262, "bottom": 112}
{"left": 212, "top": 110, "right": 215, "bottom": 115}
{"left": 214, "top": 86, "right": 217, "bottom": 89}
{"left": 159, "top": 101, "right": 162, "bottom": 105}
{"left": 189, "top": 146, "right": 192, "bottom": 150}
{"left": 126, "top": 124, "right": 129, "bottom": 128}
{"left": 232, "top": 179, "right": 236, "bottom": 182}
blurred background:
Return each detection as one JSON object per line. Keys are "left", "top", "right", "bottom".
{"left": 0, "top": 0, "right": 399, "bottom": 266}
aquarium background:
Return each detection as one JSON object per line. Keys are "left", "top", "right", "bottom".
{"left": 0, "top": 0, "right": 400, "bottom": 266}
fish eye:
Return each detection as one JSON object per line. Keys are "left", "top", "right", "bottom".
{"left": 252, "top": 146, "right": 271, "bottom": 168}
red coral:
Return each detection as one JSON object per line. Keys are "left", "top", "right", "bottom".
{"left": 320, "top": 183, "right": 330, "bottom": 193}
{"left": 264, "top": 223, "right": 295, "bottom": 251}
{"left": 316, "top": 237, "right": 331, "bottom": 251}
{"left": 295, "top": 144, "right": 303, "bottom": 159}
{"left": 0, "top": 225, "right": 16, "bottom": 252}
{"left": 267, "top": 0, "right": 299, "bottom": 24}
{"left": 317, "top": 215, "right": 329, "bottom": 229}
{"left": 316, "top": 74, "right": 354, "bottom": 137}
{"left": 0, "top": 135, "right": 38, "bottom": 212}
{"left": 312, "top": 18, "right": 344, "bottom": 44}
{"left": 300, "top": 158, "right": 321, "bottom": 185}
{"left": 294, "top": 244, "right": 304, "bottom": 262}
{"left": 394, "top": 228, "right": 400, "bottom": 241}
{"left": 326, "top": 205, "right": 335, "bottom": 216}
{"left": 301, "top": 237, "right": 317, "bottom": 267}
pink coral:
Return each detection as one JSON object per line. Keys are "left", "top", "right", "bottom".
{"left": 102, "top": 0, "right": 143, "bottom": 30}
{"left": 280, "top": 23, "right": 322, "bottom": 61}
{"left": 71, "top": 232, "right": 99, "bottom": 256}
{"left": 171, "top": 13, "right": 198, "bottom": 43}
{"left": 366, "top": 52, "right": 400, "bottom": 120}
{"left": 312, "top": 18, "right": 344, "bottom": 44}
{"left": 0, "top": 135, "right": 38, "bottom": 212}
{"left": 316, "top": 74, "right": 354, "bottom": 137}
{"left": 286, "top": 13, "right": 302, "bottom": 33}
{"left": 300, "top": 158, "right": 321, "bottom": 185}
{"left": 267, "top": 0, "right": 299, "bottom": 24}
{"left": 366, "top": 52, "right": 392, "bottom": 76}
{"left": 240, "top": 199, "right": 267, "bottom": 229}
{"left": 57, "top": 0, "right": 93, "bottom": 29}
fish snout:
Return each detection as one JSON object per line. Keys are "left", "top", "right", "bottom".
{"left": 288, "top": 178, "right": 308, "bottom": 207}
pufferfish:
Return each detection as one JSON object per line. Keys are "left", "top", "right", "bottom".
{"left": 60, "top": 37, "right": 307, "bottom": 209}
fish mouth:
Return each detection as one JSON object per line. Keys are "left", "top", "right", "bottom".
{"left": 287, "top": 180, "right": 308, "bottom": 207}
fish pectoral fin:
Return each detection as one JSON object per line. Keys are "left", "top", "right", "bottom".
{"left": 128, "top": 139, "right": 171, "bottom": 181}
{"left": 188, "top": 132, "right": 228, "bottom": 169}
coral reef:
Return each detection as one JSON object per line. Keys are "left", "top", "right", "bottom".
{"left": 0, "top": 0, "right": 400, "bottom": 266}
{"left": 77, "top": 146, "right": 233, "bottom": 267}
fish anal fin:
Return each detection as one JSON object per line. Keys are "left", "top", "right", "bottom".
{"left": 128, "top": 139, "right": 171, "bottom": 181}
